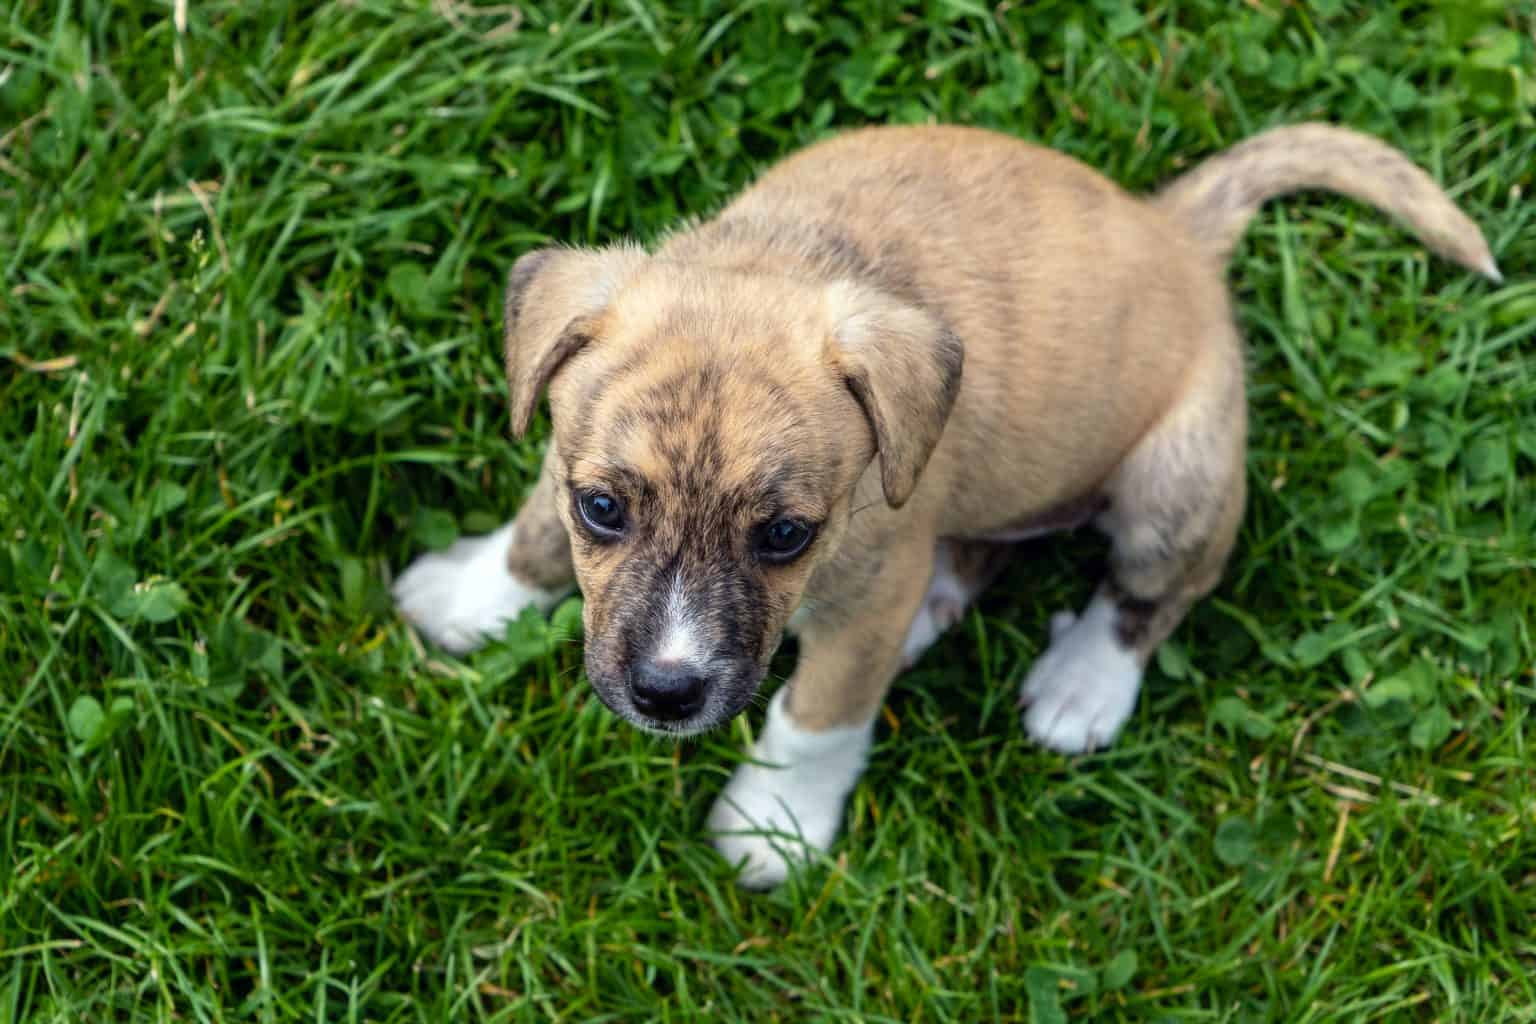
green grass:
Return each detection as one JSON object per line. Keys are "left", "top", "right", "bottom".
{"left": 3, "top": 0, "right": 1534, "bottom": 1020}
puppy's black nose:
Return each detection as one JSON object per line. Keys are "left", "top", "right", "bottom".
{"left": 631, "top": 662, "right": 707, "bottom": 721}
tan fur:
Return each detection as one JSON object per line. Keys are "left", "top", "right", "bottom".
{"left": 504, "top": 450, "right": 573, "bottom": 589}
{"left": 1157, "top": 123, "right": 1501, "bottom": 278}
{"left": 487, "top": 121, "right": 1496, "bottom": 740}
{"left": 786, "top": 534, "right": 937, "bottom": 730}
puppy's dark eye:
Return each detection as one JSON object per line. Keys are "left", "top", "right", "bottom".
{"left": 757, "top": 518, "right": 815, "bottom": 563}
{"left": 577, "top": 490, "right": 626, "bottom": 537}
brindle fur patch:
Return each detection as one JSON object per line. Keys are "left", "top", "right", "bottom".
{"left": 1102, "top": 577, "right": 1160, "bottom": 650}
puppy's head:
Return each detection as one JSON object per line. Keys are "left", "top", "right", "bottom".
{"left": 503, "top": 245, "right": 962, "bottom": 735}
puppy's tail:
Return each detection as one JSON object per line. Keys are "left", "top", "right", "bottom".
{"left": 1156, "top": 123, "right": 1502, "bottom": 282}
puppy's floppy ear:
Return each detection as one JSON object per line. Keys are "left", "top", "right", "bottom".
{"left": 824, "top": 281, "right": 964, "bottom": 508}
{"left": 504, "top": 243, "right": 648, "bottom": 436}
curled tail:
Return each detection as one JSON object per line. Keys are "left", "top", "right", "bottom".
{"left": 1156, "top": 123, "right": 1502, "bottom": 282}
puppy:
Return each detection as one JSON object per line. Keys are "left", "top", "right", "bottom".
{"left": 394, "top": 123, "right": 1499, "bottom": 887}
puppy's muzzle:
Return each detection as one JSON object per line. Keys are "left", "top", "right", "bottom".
{"left": 587, "top": 648, "right": 764, "bottom": 735}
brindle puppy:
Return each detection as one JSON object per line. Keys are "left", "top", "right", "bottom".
{"left": 395, "top": 123, "right": 1499, "bottom": 887}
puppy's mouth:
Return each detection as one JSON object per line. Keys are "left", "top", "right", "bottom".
{"left": 624, "top": 713, "right": 726, "bottom": 740}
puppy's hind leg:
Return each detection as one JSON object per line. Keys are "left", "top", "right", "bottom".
{"left": 394, "top": 451, "right": 575, "bottom": 655}
{"left": 1020, "top": 345, "right": 1247, "bottom": 753}
{"left": 901, "top": 540, "right": 1012, "bottom": 669}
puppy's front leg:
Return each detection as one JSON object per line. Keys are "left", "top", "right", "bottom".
{"left": 708, "top": 539, "right": 932, "bottom": 888}
{"left": 394, "top": 452, "right": 574, "bottom": 654}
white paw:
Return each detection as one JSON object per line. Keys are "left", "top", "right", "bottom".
{"left": 900, "top": 602, "right": 945, "bottom": 670}
{"left": 1018, "top": 594, "right": 1142, "bottom": 753}
{"left": 707, "top": 689, "right": 873, "bottom": 888}
{"left": 900, "top": 542, "right": 979, "bottom": 668}
{"left": 708, "top": 781, "right": 835, "bottom": 889}
{"left": 393, "top": 523, "right": 568, "bottom": 655}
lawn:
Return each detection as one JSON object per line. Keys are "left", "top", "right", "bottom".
{"left": 3, "top": 0, "right": 1534, "bottom": 1020}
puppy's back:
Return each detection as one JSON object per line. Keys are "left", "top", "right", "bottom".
{"left": 664, "top": 124, "right": 1226, "bottom": 524}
